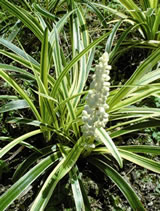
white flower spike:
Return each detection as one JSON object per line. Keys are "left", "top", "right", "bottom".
{"left": 82, "top": 52, "right": 111, "bottom": 137}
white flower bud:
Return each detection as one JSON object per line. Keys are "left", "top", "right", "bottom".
{"left": 104, "top": 82, "right": 110, "bottom": 87}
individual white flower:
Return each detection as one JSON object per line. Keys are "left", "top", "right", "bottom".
{"left": 82, "top": 52, "right": 111, "bottom": 137}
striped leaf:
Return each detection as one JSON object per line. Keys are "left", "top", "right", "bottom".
{"left": 0, "top": 152, "right": 61, "bottom": 211}
{"left": 69, "top": 166, "right": 85, "bottom": 211}
{"left": 0, "top": 99, "right": 29, "bottom": 113}
{"left": 119, "top": 149, "right": 160, "bottom": 173}
{"left": 0, "top": 70, "right": 41, "bottom": 120}
{"left": 0, "top": 129, "right": 41, "bottom": 159}
{"left": 109, "top": 48, "right": 160, "bottom": 110}
{"left": 89, "top": 158, "right": 145, "bottom": 211}
{"left": 95, "top": 128, "right": 123, "bottom": 168}
{"left": 30, "top": 137, "right": 84, "bottom": 211}
{"left": 0, "top": 0, "right": 43, "bottom": 41}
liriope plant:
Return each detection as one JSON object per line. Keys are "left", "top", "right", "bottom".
{"left": 87, "top": 0, "right": 160, "bottom": 49}
{"left": 0, "top": 0, "right": 160, "bottom": 210}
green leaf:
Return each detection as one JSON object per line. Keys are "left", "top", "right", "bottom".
{"left": 149, "top": 0, "right": 158, "bottom": 8}
{"left": 0, "top": 51, "right": 40, "bottom": 72}
{"left": 0, "top": 129, "right": 42, "bottom": 159}
{"left": 0, "top": 152, "right": 61, "bottom": 211}
{"left": 0, "top": 70, "right": 41, "bottom": 121}
{"left": 138, "top": 68, "right": 160, "bottom": 85}
{"left": 20, "top": 141, "right": 42, "bottom": 154}
{"left": 78, "top": 177, "right": 91, "bottom": 211}
{"left": 48, "top": 10, "right": 76, "bottom": 65}
{"left": 40, "top": 28, "right": 49, "bottom": 90}
{"left": 110, "top": 84, "right": 160, "bottom": 112}
{"left": 38, "top": 27, "right": 55, "bottom": 130}
{"left": 33, "top": 3, "right": 58, "bottom": 21}
{"left": 109, "top": 48, "right": 160, "bottom": 109}
{"left": 92, "top": 2, "right": 128, "bottom": 19}
{"left": 30, "top": 137, "right": 84, "bottom": 211}
{"left": 119, "top": 145, "right": 160, "bottom": 155}
{"left": 12, "top": 146, "right": 54, "bottom": 182}
{"left": 0, "top": 136, "right": 13, "bottom": 141}
{"left": 7, "top": 20, "right": 21, "bottom": 42}
{"left": 89, "top": 158, "right": 145, "bottom": 211}
{"left": 95, "top": 128, "right": 123, "bottom": 168}
{"left": 0, "top": 0, "right": 43, "bottom": 41}
{"left": 0, "top": 63, "right": 35, "bottom": 81}
{"left": 0, "top": 100, "right": 29, "bottom": 113}
{"left": 0, "top": 95, "right": 18, "bottom": 100}
{"left": 94, "top": 148, "right": 160, "bottom": 174}
{"left": 0, "top": 38, "right": 39, "bottom": 65}
{"left": 69, "top": 166, "right": 85, "bottom": 211}
{"left": 77, "top": 5, "right": 89, "bottom": 49}
{"left": 52, "top": 28, "right": 79, "bottom": 136}
{"left": 110, "top": 24, "right": 139, "bottom": 62}
{"left": 118, "top": 0, "right": 145, "bottom": 22}
{"left": 48, "top": 0, "right": 60, "bottom": 11}
{"left": 111, "top": 107, "right": 160, "bottom": 121}
{"left": 119, "top": 149, "right": 160, "bottom": 173}
{"left": 7, "top": 117, "right": 41, "bottom": 127}
{"left": 110, "top": 119, "right": 160, "bottom": 139}
{"left": 105, "top": 20, "right": 122, "bottom": 53}
{"left": 83, "top": 0, "right": 107, "bottom": 28}
{"left": 51, "top": 31, "right": 110, "bottom": 98}
{"left": 152, "top": 8, "right": 160, "bottom": 38}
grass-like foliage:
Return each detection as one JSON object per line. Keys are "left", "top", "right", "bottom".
{"left": 118, "top": 0, "right": 160, "bottom": 40}
{"left": 0, "top": 0, "right": 160, "bottom": 210}
{"left": 92, "top": 0, "right": 160, "bottom": 49}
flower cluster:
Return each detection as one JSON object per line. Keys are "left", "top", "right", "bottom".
{"left": 82, "top": 52, "right": 111, "bottom": 137}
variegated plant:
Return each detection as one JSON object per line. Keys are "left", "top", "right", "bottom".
{"left": 89, "top": 0, "right": 160, "bottom": 49}
{"left": 0, "top": 1, "right": 160, "bottom": 211}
